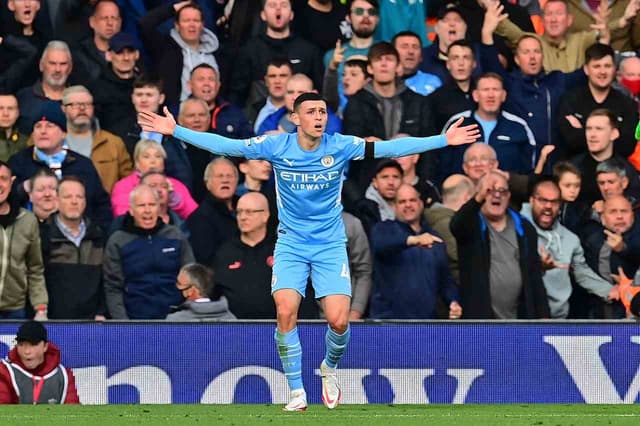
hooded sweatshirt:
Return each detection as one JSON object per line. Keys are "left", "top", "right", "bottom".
{"left": 520, "top": 203, "right": 612, "bottom": 318}
{"left": 365, "top": 184, "right": 395, "bottom": 222}
{"left": 170, "top": 28, "right": 219, "bottom": 101}
{"left": 362, "top": 81, "right": 408, "bottom": 140}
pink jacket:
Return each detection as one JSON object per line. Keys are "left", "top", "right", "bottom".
{"left": 111, "top": 173, "right": 198, "bottom": 219}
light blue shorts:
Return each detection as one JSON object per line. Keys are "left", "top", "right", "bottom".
{"left": 271, "top": 241, "right": 352, "bottom": 298}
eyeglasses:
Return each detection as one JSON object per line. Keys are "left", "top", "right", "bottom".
{"left": 64, "top": 102, "right": 93, "bottom": 109}
{"left": 236, "top": 209, "right": 265, "bottom": 216}
{"left": 351, "top": 7, "right": 378, "bottom": 16}
{"left": 532, "top": 195, "right": 560, "bottom": 206}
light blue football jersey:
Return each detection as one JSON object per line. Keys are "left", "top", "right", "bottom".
{"left": 173, "top": 127, "right": 447, "bottom": 245}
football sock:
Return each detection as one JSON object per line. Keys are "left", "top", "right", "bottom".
{"left": 275, "top": 327, "right": 304, "bottom": 391}
{"left": 324, "top": 324, "right": 351, "bottom": 368}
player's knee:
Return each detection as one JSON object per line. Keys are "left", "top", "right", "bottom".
{"left": 276, "top": 303, "right": 298, "bottom": 326}
{"left": 327, "top": 316, "right": 349, "bottom": 334}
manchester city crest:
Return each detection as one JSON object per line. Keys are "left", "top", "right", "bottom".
{"left": 321, "top": 155, "right": 334, "bottom": 167}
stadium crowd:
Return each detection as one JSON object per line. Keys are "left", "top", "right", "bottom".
{"left": 1, "top": 0, "right": 640, "bottom": 321}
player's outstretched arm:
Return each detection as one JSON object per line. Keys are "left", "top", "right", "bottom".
{"left": 372, "top": 118, "right": 480, "bottom": 158}
{"left": 138, "top": 106, "right": 252, "bottom": 157}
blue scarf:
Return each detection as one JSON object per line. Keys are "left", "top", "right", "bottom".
{"left": 34, "top": 143, "right": 68, "bottom": 178}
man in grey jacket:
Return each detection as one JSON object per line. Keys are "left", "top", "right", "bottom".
{"left": 521, "top": 178, "right": 618, "bottom": 318}
{"left": 167, "top": 263, "right": 236, "bottom": 321}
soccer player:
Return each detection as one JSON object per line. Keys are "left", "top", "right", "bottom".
{"left": 138, "top": 92, "right": 479, "bottom": 411}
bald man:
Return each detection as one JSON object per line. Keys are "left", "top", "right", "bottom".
{"left": 424, "top": 174, "right": 475, "bottom": 283}
{"left": 580, "top": 195, "right": 640, "bottom": 318}
{"left": 461, "top": 143, "right": 499, "bottom": 185}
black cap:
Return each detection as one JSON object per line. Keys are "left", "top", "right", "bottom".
{"left": 374, "top": 159, "right": 403, "bottom": 176}
{"left": 437, "top": 3, "right": 465, "bottom": 22}
{"left": 16, "top": 321, "right": 48, "bottom": 344}
{"left": 109, "top": 32, "right": 138, "bottom": 53}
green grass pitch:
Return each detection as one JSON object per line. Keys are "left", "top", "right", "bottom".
{"left": 1, "top": 404, "right": 640, "bottom": 426}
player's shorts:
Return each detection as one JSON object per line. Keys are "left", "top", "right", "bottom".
{"left": 271, "top": 240, "right": 352, "bottom": 299}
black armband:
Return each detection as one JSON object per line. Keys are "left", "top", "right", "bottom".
{"left": 365, "top": 141, "right": 375, "bottom": 159}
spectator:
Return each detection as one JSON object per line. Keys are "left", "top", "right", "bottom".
{"left": 342, "top": 211, "right": 372, "bottom": 319}
{"left": 553, "top": 161, "right": 590, "bottom": 235}
{"left": 461, "top": 142, "right": 499, "bottom": 185}
{"left": 375, "top": 0, "right": 427, "bottom": 45}
{"left": 104, "top": 184, "right": 195, "bottom": 319}
{"left": 352, "top": 159, "right": 403, "bottom": 236}
{"left": 292, "top": 0, "right": 347, "bottom": 52}
{"left": 557, "top": 43, "right": 638, "bottom": 159}
{"left": 43, "top": 177, "right": 106, "bottom": 320}
{"left": 427, "top": 40, "right": 478, "bottom": 133}
{"left": 27, "top": 168, "right": 58, "bottom": 223}
{"left": 177, "top": 97, "right": 211, "bottom": 201}
{"left": 230, "top": 0, "right": 323, "bottom": 106}
{"left": 323, "top": 57, "right": 370, "bottom": 115}
{"left": 186, "top": 63, "right": 253, "bottom": 139}
{"left": 9, "top": 101, "right": 112, "bottom": 231}
{"left": 0, "top": 35, "right": 39, "bottom": 93}
{"left": 392, "top": 31, "right": 441, "bottom": 96}
{"left": 249, "top": 58, "right": 293, "bottom": 134}
{"left": 187, "top": 157, "right": 239, "bottom": 265}
{"left": 480, "top": 6, "right": 586, "bottom": 156}
{"left": 0, "top": 321, "right": 79, "bottom": 404}
{"left": 214, "top": 192, "right": 276, "bottom": 318}
{"left": 581, "top": 195, "right": 640, "bottom": 318}
{"left": 615, "top": 55, "right": 640, "bottom": 110}
{"left": 112, "top": 75, "right": 193, "bottom": 189}
{"left": 571, "top": 109, "right": 640, "bottom": 206}
{"left": 0, "top": 93, "right": 28, "bottom": 161}
{"left": 237, "top": 158, "right": 278, "bottom": 232}
{"left": 16, "top": 41, "right": 72, "bottom": 134}
{"left": 61, "top": 85, "right": 133, "bottom": 193}
{"left": 568, "top": 0, "right": 640, "bottom": 52}
{"left": 394, "top": 153, "right": 441, "bottom": 207}
{"left": 370, "top": 184, "right": 460, "bottom": 319}
{"left": 344, "top": 42, "right": 435, "bottom": 194}
{"left": 139, "top": 1, "right": 219, "bottom": 106}
{"left": 424, "top": 174, "right": 475, "bottom": 284}
{"left": 0, "top": 161, "right": 47, "bottom": 320}
{"left": 421, "top": 3, "right": 469, "bottom": 83}
{"left": 592, "top": 158, "right": 640, "bottom": 219}
{"left": 520, "top": 178, "right": 616, "bottom": 318}
{"left": 71, "top": 0, "right": 123, "bottom": 85}
{"left": 323, "top": 0, "right": 380, "bottom": 112}
{"left": 4, "top": 0, "right": 50, "bottom": 87}
{"left": 110, "top": 139, "right": 197, "bottom": 218}
{"left": 258, "top": 73, "right": 341, "bottom": 135}
{"left": 167, "top": 263, "right": 236, "bottom": 320}
{"left": 450, "top": 171, "right": 550, "bottom": 319}
{"left": 90, "top": 32, "right": 141, "bottom": 134}
{"left": 439, "top": 72, "right": 536, "bottom": 181}
{"left": 494, "top": 0, "right": 611, "bottom": 73}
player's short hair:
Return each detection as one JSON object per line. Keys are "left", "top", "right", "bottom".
{"left": 368, "top": 42, "right": 399, "bottom": 63}
{"left": 587, "top": 108, "right": 618, "bottom": 129}
{"left": 596, "top": 157, "right": 628, "bottom": 178}
{"left": 392, "top": 30, "right": 422, "bottom": 48}
{"left": 293, "top": 92, "right": 326, "bottom": 112}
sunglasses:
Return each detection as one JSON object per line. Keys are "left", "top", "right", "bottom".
{"left": 351, "top": 7, "right": 378, "bottom": 16}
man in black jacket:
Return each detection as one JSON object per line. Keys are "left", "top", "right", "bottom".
{"left": 229, "top": 0, "right": 323, "bottom": 107}
{"left": 450, "top": 170, "right": 549, "bottom": 319}
{"left": 186, "top": 157, "right": 239, "bottom": 266}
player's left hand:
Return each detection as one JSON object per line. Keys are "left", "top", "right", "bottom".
{"left": 138, "top": 106, "right": 177, "bottom": 136}
{"left": 445, "top": 117, "right": 481, "bottom": 146}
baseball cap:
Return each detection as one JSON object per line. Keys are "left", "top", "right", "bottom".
{"left": 109, "top": 32, "right": 138, "bottom": 53}
{"left": 33, "top": 100, "right": 66, "bottom": 132}
{"left": 437, "top": 3, "right": 465, "bottom": 22}
{"left": 16, "top": 321, "right": 48, "bottom": 344}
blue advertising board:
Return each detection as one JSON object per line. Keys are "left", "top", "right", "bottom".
{"left": 0, "top": 322, "right": 638, "bottom": 404}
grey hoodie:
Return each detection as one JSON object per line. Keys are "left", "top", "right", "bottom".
{"left": 166, "top": 296, "right": 237, "bottom": 321}
{"left": 521, "top": 203, "right": 611, "bottom": 318}
{"left": 365, "top": 183, "right": 395, "bottom": 222}
{"left": 170, "top": 28, "right": 219, "bottom": 101}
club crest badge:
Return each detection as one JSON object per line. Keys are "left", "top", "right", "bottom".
{"left": 321, "top": 155, "right": 334, "bottom": 167}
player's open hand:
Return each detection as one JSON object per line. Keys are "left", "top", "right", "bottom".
{"left": 445, "top": 117, "right": 481, "bottom": 146}
{"left": 138, "top": 106, "right": 177, "bottom": 136}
